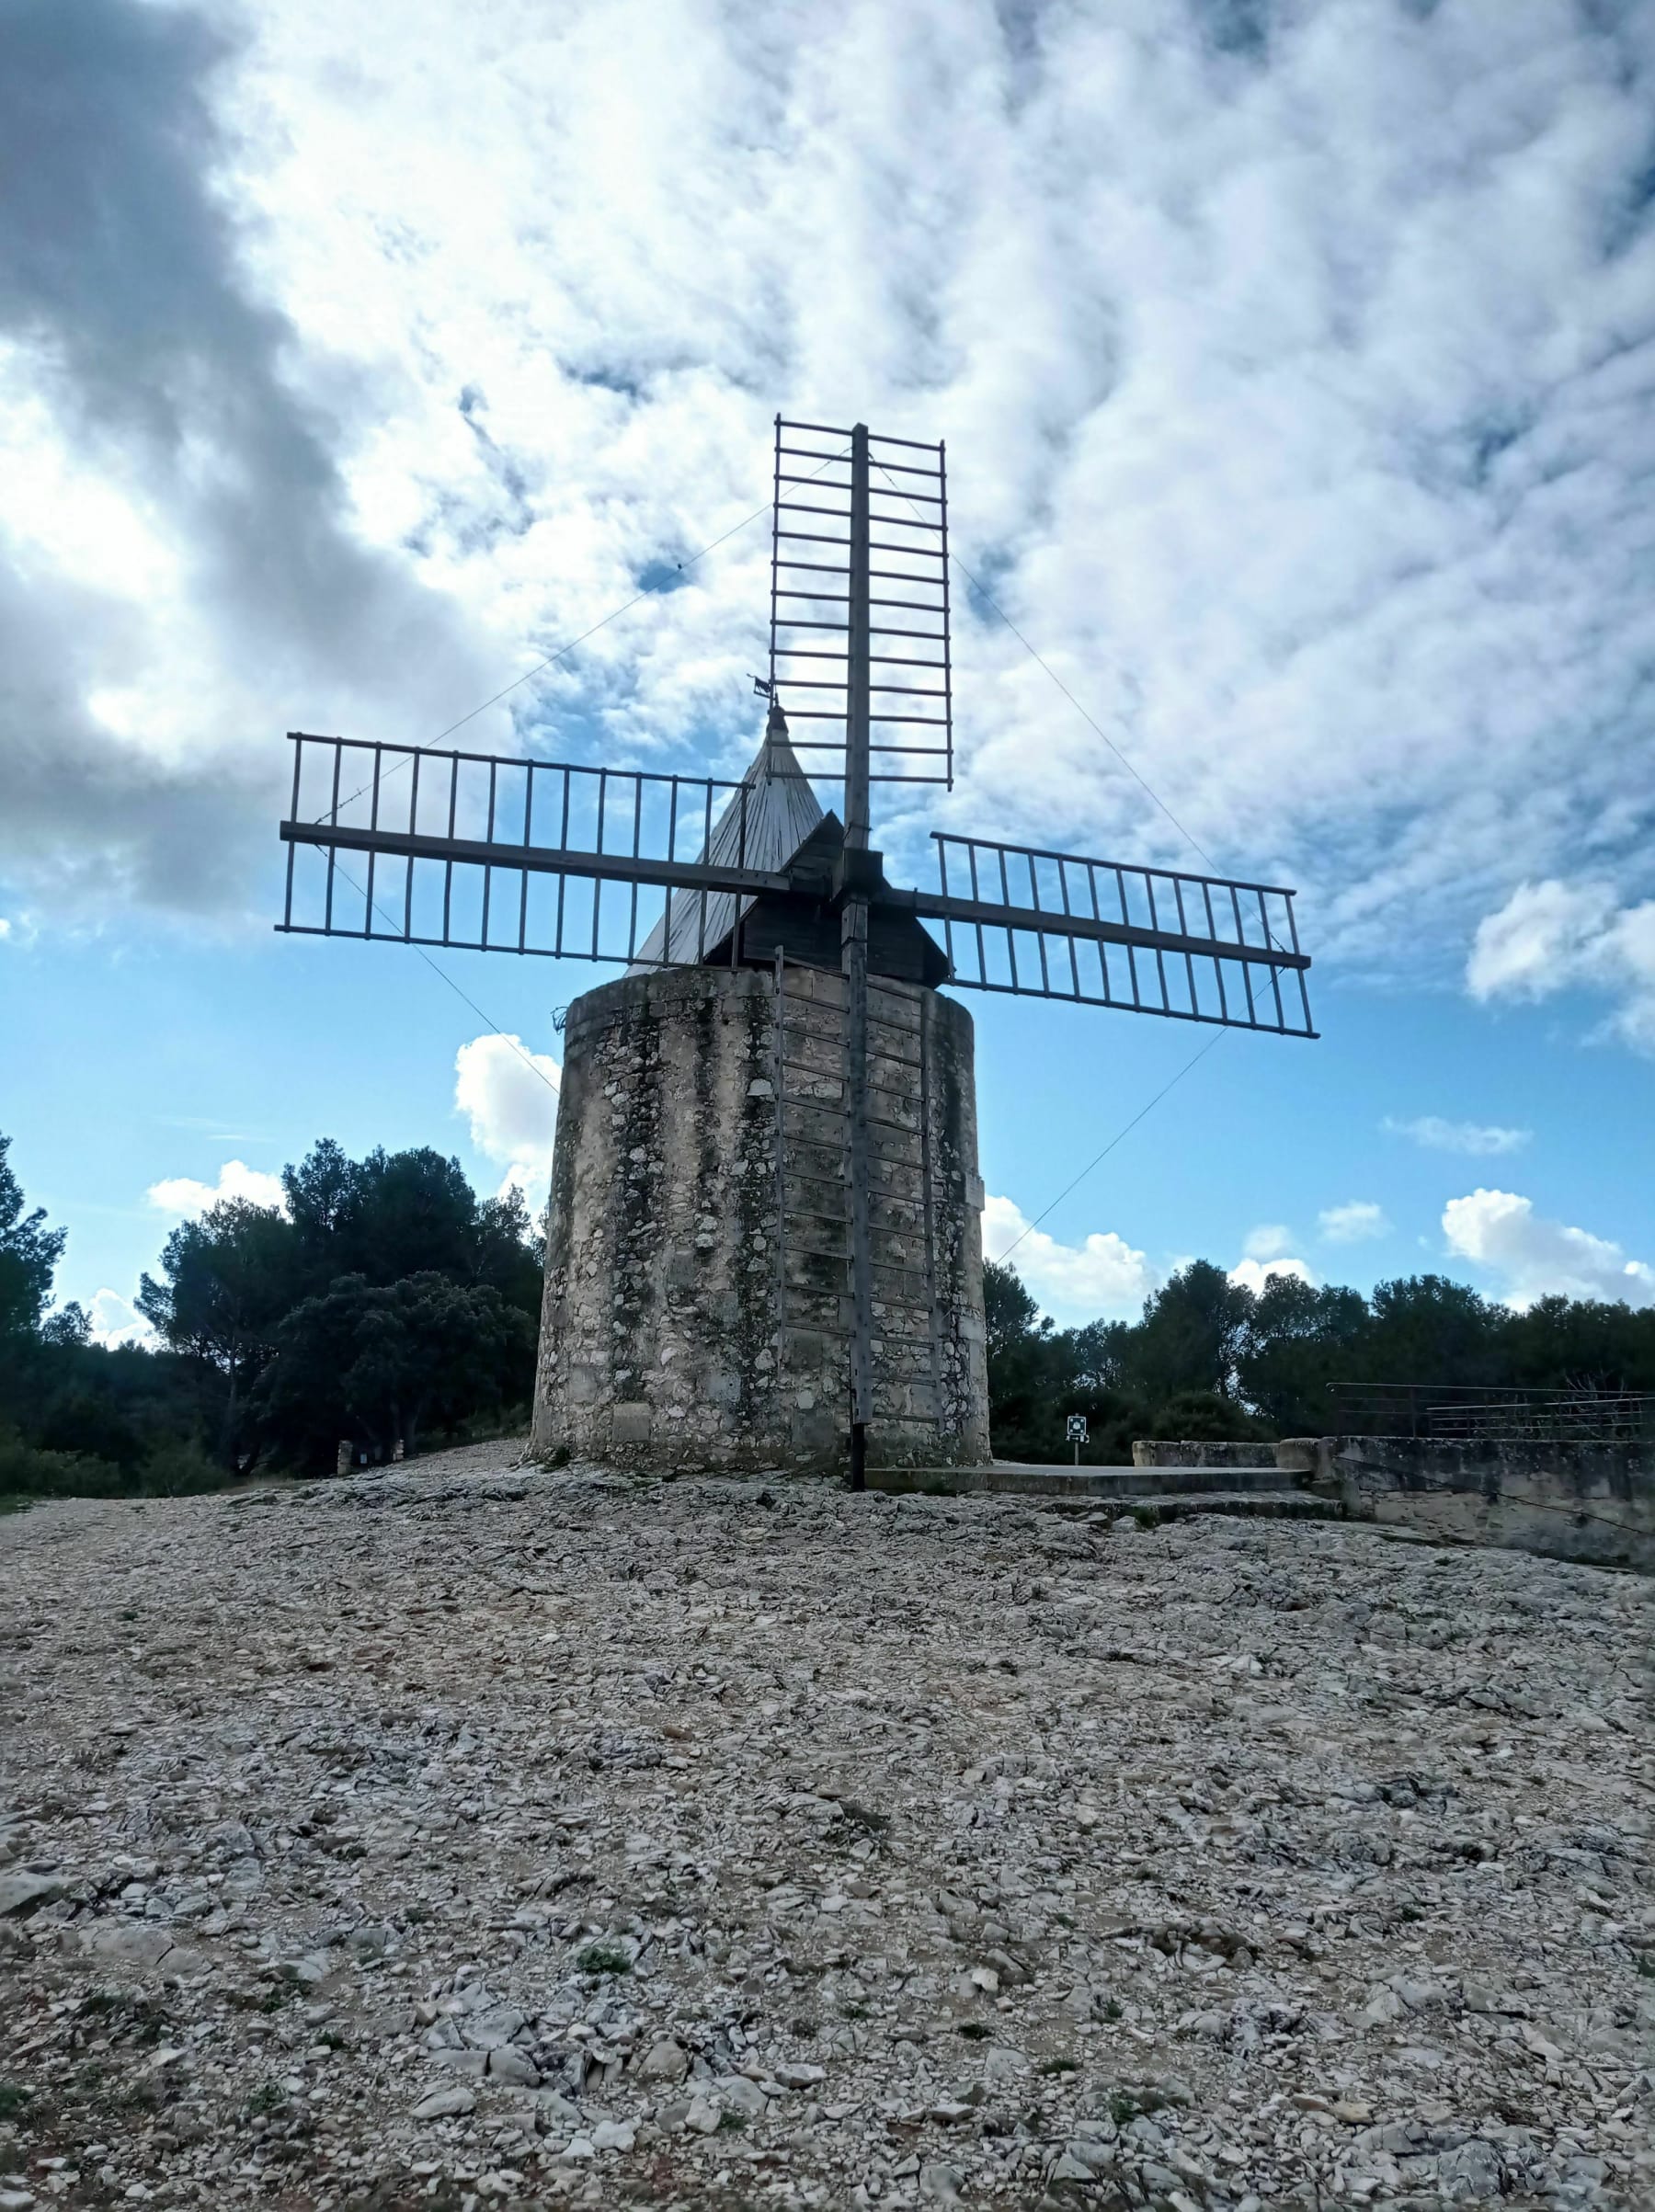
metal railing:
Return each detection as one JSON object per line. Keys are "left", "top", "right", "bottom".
{"left": 1329, "top": 1382, "right": 1655, "bottom": 1442}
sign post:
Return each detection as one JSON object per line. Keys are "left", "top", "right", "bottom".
{"left": 1066, "top": 1412, "right": 1088, "bottom": 1466}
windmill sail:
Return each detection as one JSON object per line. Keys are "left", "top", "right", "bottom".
{"left": 276, "top": 732, "right": 799, "bottom": 967}
{"left": 908, "top": 830, "right": 1315, "bottom": 1037}
{"left": 769, "top": 416, "right": 953, "bottom": 791}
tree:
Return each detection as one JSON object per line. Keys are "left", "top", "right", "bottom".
{"left": 0, "top": 1134, "right": 66, "bottom": 1340}
{"left": 1364, "top": 1274, "right": 1503, "bottom": 1389}
{"left": 1144, "top": 1387, "right": 1266, "bottom": 1443}
{"left": 1503, "top": 1294, "right": 1655, "bottom": 1397}
{"left": 1238, "top": 1276, "right": 1370, "bottom": 1434}
{"left": 283, "top": 1142, "right": 482, "bottom": 1290}
{"left": 137, "top": 1199, "right": 298, "bottom": 1465}
{"left": 281, "top": 1136, "right": 358, "bottom": 1254}
{"left": 280, "top": 1140, "right": 541, "bottom": 1321}
{"left": 983, "top": 1260, "right": 1056, "bottom": 1459}
{"left": 1115, "top": 1260, "right": 1256, "bottom": 1403}
{"left": 473, "top": 1185, "right": 545, "bottom": 1319}
{"left": 256, "top": 1272, "right": 533, "bottom": 1469}
{"left": 131, "top": 1139, "right": 545, "bottom": 1475}
{"left": 985, "top": 1258, "right": 1043, "bottom": 1363}
{"left": 41, "top": 1302, "right": 91, "bottom": 1347}
{"left": 981, "top": 1264, "right": 1151, "bottom": 1463}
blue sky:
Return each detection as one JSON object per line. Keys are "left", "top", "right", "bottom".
{"left": 3, "top": 0, "right": 1652, "bottom": 1337}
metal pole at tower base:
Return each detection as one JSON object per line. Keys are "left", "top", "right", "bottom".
{"left": 844, "top": 903, "right": 872, "bottom": 1488}
{"left": 843, "top": 422, "right": 873, "bottom": 1490}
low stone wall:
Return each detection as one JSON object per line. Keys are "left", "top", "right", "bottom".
{"left": 1131, "top": 1439, "right": 1276, "bottom": 1470}
{"left": 1294, "top": 1433, "right": 1654, "bottom": 1572}
{"left": 1133, "top": 1433, "right": 1653, "bottom": 1569}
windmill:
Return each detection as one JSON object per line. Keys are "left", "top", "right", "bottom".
{"left": 278, "top": 417, "right": 1314, "bottom": 1487}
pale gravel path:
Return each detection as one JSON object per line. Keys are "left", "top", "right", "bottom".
{"left": 2, "top": 1444, "right": 1650, "bottom": 2212}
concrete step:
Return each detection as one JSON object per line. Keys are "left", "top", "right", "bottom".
{"left": 869, "top": 1461, "right": 1289, "bottom": 1499}
{"left": 1093, "top": 1488, "right": 1337, "bottom": 1523}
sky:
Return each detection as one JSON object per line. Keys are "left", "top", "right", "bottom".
{"left": 2, "top": 0, "right": 1652, "bottom": 1340}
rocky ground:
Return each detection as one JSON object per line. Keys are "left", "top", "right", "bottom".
{"left": 1, "top": 1444, "right": 1651, "bottom": 2212}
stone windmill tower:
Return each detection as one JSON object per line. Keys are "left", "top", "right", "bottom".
{"left": 278, "top": 416, "right": 1315, "bottom": 1481}
{"left": 535, "top": 697, "right": 987, "bottom": 1475}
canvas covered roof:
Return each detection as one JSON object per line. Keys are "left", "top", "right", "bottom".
{"left": 629, "top": 706, "right": 831, "bottom": 972}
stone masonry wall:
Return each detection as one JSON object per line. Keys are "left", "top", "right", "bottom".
{"left": 1302, "top": 1433, "right": 1655, "bottom": 1573}
{"left": 1136, "top": 1432, "right": 1654, "bottom": 1569}
{"left": 531, "top": 963, "right": 988, "bottom": 1473}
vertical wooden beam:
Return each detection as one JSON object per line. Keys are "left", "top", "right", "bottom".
{"left": 772, "top": 947, "right": 788, "bottom": 1364}
{"left": 843, "top": 422, "right": 873, "bottom": 1489}
{"left": 919, "top": 992, "right": 945, "bottom": 1431}
{"left": 845, "top": 423, "right": 872, "bottom": 851}
{"left": 843, "top": 909, "right": 873, "bottom": 1489}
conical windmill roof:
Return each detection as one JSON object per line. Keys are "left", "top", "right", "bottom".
{"left": 629, "top": 706, "right": 830, "bottom": 972}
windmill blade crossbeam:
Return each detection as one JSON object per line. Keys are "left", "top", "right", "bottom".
{"left": 280, "top": 820, "right": 797, "bottom": 901}
{"left": 924, "top": 832, "right": 1316, "bottom": 1037}
{"left": 907, "top": 886, "right": 1307, "bottom": 970}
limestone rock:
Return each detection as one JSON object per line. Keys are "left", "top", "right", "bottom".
{"left": 2, "top": 1440, "right": 1646, "bottom": 2212}
{"left": 411, "top": 2086, "right": 476, "bottom": 2119}
{"left": 0, "top": 1872, "right": 64, "bottom": 1916}
{"left": 637, "top": 2035, "right": 690, "bottom": 2082}
{"left": 721, "top": 2073, "right": 768, "bottom": 2118}
{"left": 73, "top": 1921, "right": 174, "bottom": 1969}
{"left": 486, "top": 2047, "right": 540, "bottom": 2086}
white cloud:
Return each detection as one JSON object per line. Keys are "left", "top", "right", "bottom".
{"left": 1467, "top": 880, "right": 1655, "bottom": 1051}
{"left": 454, "top": 1032, "right": 561, "bottom": 1200}
{"left": 1229, "top": 1256, "right": 1316, "bottom": 1295}
{"left": 1466, "top": 880, "right": 1615, "bottom": 1001}
{"left": 146, "top": 1159, "right": 288, "bottom": 1218}
{"left": 0, "top": 0, "right": 1650, "bottom": 987}
{"left": 87, "top": 1288, "right": 155, "bottom": 1349}
{"left": 1242, "top": 1224, "right": 1295, "bottom": 1260}
{"left": 1318, "top": 1200, "right": 1389, "bottom": 1244}
{"left": 1235, "top": 1227, "right": 1317, "bottom": 1289}
{"left": 1383, "top": 1114, "right": 1531, "bottom": 1157}
{"left": 1442, "top": 1188, "right": 1655, "bottom": 1311}
{"left": 983, "top": 1195, "right": 1158, "bottom": 1324}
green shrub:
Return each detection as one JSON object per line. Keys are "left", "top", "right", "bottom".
{"left": 575, "top": 1941, "right": 632, "bottom": 1977}
{"left": 0, "top": 1426, "right": 225, "bottom": 1500}
{"left": 129, "top": 1438, "right": 225, "bottom": 1496}
{"left": 0, "top": 1431, "right": 122, "bottom": 1498}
